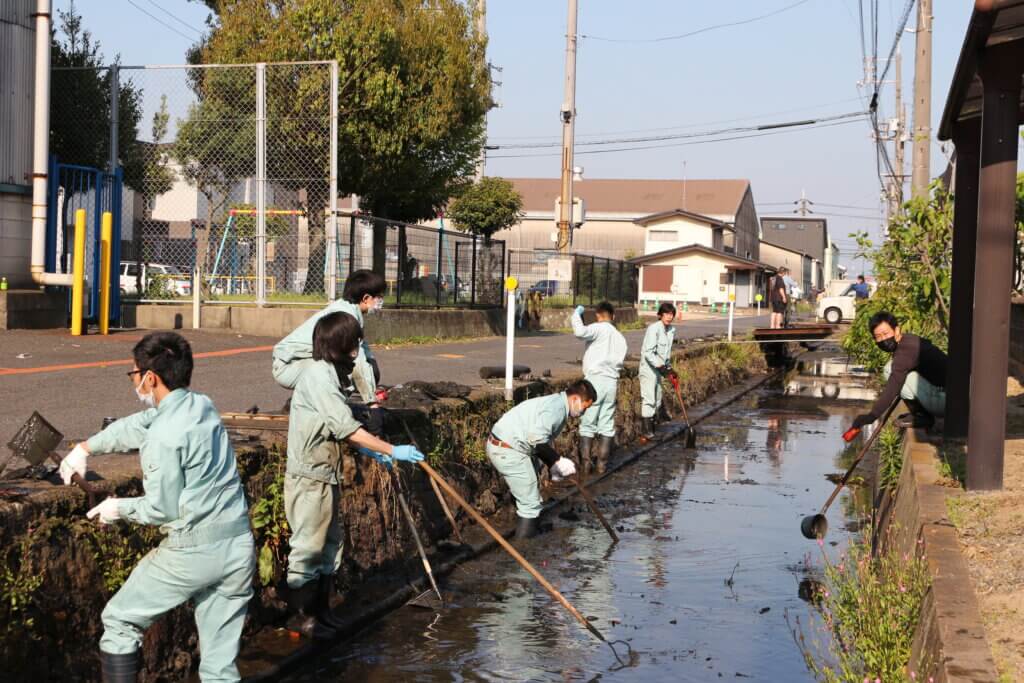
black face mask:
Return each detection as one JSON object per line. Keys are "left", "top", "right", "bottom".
{"left": 876, "top": 338, "right": 898, "bottom": 354}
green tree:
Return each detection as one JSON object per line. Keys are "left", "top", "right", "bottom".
{"left": 448, "top": 177, "right": 524, "bottom": 241}
{"left": 842, "top": 182, "right": 953, "bottom": 371}
{"left": 49, "top": 1, "right": 144, "bottom": 188}
{"left": 191, "top": 0, "right": 490, "bottom": 284}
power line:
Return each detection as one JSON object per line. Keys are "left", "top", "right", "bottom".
{"left": 489, "top": 97, "right": 864, "bottom": 142}
{"left": 124, "top": 0, "right": 198, "bottom": 42}
{"left": 580, "top": 0, "right": 814, "bottom": 44}
{"left": 488, "top": 118, "right": 863, "bottom": 159}
{"left": 143, "top": 0, "right": 204, "bottom": 36}
{"left": 488, "top": 111, "right": 866, "bottom": 150}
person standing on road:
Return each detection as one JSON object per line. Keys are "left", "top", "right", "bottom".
{"left": 486, "top": 380, "right": 597, "bottom": 538}
{"left": 571, "top": 302, "right": 628, "bottom": 475}
{"left": 639, "top": 303, "right": 676, "bottom": 440}
{"left": 60, "top": 332, "right": 255, "bottom": 682}
{"left": 769, "top": 268, "right": 788, "bottom": 329}
{"left": 272, "top": 269, "right": 386, "bottom": 433}
{"left": 849, "top": 311, "right": 948, "bottom": 431}
{"left": 283, "top": 311, "right": 424, "bottom": 640}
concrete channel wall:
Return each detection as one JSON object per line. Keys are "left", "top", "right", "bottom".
{"left": 126, "top": 304, "right": 637, "bottom": 340}
{"left": 881, "top": 430, "right": 999, "bottom": 683}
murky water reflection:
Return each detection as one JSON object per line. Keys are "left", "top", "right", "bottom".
{"left": 287, "top": 352, "right": 873, "bottom": 682}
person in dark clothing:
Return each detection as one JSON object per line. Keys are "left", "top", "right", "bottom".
{"left": 769, "top": 268, "right": 789, "bottom": 329}
{"left": 851, "top": 311, "right": 948, "bottom": 430}
{"left": 841, "top": 275, "right": 870, "bottom": 299}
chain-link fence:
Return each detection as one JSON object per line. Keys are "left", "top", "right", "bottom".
{"left": 50, "top": 60, "right": 506, "bottom": 309}
{"left": 507, "top": 249, "right": 638, "bottom": 309}
{"left": 52, "top": 61, "right": 336, "bottom": 304}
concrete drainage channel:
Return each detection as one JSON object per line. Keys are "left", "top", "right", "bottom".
{"left": 241, "top": 368, "right": 780, "bottom": 681}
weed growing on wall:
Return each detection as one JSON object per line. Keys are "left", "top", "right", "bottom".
{"left": 876, "top": 425, "right": 904, "bottom": 490}
{"left": 793, "top": 529, "right": 931, "bottom": 682}
{"left": 249, "top": 450, "right": 291, "bottom": 586}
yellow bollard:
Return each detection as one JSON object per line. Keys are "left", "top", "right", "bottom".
{"left": 70, "top": 208, "right": 87, "bottom": 336}
{"left": 99, "top": 211, "right": 112, "bottom": 335}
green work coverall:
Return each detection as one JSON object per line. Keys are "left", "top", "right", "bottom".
{"left": 87, "top": 390, "right": 254, "bottom": 682}
{"left": 271, "top": 299, "right": 377, "bottom": 403}
{"left": 639, "top": 320, "right": 675, "bottom": 418}
{"left": 571, "top": 309, "right": 627, "bottom": 438}
{"left": 284, "top": 359, "right": 364, "bottom": 589}
{"left": 487, "top": 392, "right": 570, "bottom": 518}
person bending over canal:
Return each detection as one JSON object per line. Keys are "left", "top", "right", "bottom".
{"left": 272, "top": 269, "right": 386, "bottom": 433}
{"left": 487, "top": 380, "right": 597, "bottom": 538}
{"left": 571, "top": 301, "right": 627, "bottom": 475}
{"left": 285, "top": 311, "right": 424, "bottom": 640}
{"left": 850, "top": 311, "right": 948, "bottom": 431}
{"left": 639, "top": 303, "right": 677, "bottom": 440}
{"left": 60, "top": 332, "right": 255, "bottom": 682}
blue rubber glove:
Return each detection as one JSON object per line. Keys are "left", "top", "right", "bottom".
{"left": 357, "top": 447, "right": 393, "bottom": 468}
{"left": 391, "top": 445, "right": 425, "bottom": 463}
{"left": 574, "top": 305, "right": 585, "bottom": 317}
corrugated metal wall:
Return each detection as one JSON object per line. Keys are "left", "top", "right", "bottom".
{"left": 0, "top": 0, "right": 35, "bottom": 189}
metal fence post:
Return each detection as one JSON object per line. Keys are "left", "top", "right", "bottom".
{"left": 255, "top": 62, "right": 267, "bottom": 306}
{"left": 603, "top": 257, "right": 610, "bottom": 304}
{"left": 327, "top": 60, "right": 339, "bottom": 300}
{"left": 397, "top": 222, "right": 406, "bottom": 306}
{"left": 470, "top": 235, "right": 477, "bottom": 306}
{"left": 109, "top": 65, "right": 119, "bottom": 173}
{"left": 349, "top": 214, "right": 356, "bottom": 276}
{"left": 590, "top": 255, "right": 595, "bottom": 305}
{"left": 436, "top": 221, "right": 443, "bottom": 306}
{"left": 572, "top": 255, "right": 578, "bottom": 306}
{"left": 617, "top": 261, "right": 624, "bottom": 305}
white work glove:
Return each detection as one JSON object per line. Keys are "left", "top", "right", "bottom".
{"left": 550, "top": 456, "right": 577, "bottom": 482}
{"left": 87, "top": 497, "right": 122, "bottom": 524}
{"left": 59, "top": 444, "right": 89, "bottom": 486}
{"left": 574, "top": 305, "right": 585, "bottom": 317}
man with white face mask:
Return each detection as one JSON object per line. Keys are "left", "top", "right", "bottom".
{"left": 272, "top": 269, "right": 385, "bottom": 432}
{"left": 59, "top": 332, "right": 253, "bottom": 682}
{"left": 485, "top": 380, "right": 597, "bottom": 538}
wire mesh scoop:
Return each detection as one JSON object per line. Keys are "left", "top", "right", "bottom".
{"left": 7, "top": 411, "right": 98, "bottom": 506}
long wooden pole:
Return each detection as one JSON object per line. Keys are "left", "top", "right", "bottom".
{"left": 818, "top": 398, "right": 899, "bottom": 514}
{"left": 571, "top": 476, "right": 618, "bottom": 542}
{"left": 396, "top": 415, "right": 465, "bottom": 544}
{"left": 417, "top": 460, "right": 606, "bottom": 643}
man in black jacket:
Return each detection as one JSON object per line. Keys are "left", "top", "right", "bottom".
{"left": 851, "top": 311, "right": 948, "bottom": 430}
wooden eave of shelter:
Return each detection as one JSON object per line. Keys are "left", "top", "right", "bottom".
{"left": 938, "top": 0, "right": 1024, "bottom": 141}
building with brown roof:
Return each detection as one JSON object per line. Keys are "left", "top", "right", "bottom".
{"left": 485, "top": 177, "right": 761, "bottom": 261}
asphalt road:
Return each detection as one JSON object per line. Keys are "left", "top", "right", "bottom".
{"left": 0, "top": 312, "right": 769, "bottom": 445}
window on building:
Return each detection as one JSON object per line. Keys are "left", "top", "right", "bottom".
{"left": 775, "top": 223, "right": 786, "bottom": 229}
{"left": 797, "top": 223, "right": 806, "bottom": 230}
{"left": 649, "top": 230, "right": 677, "bottom": 242}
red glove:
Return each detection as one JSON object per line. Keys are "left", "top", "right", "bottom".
{"left": 375, "top": 387, "right": 389, "bottom": 403}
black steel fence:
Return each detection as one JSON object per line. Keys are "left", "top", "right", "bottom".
{"left": 506, "top": 249, "right": 638, "bottom": 308}
{"left": 345, "top": 215, "right": 506, "bottom": 308}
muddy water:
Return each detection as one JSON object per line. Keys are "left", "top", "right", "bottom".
{"left": 289, "top": 354, "right": 874, "bottom": 682}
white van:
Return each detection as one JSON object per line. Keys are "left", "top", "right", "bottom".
{"left": 119, "top": 262, "right": 191, "bottom": 297}
{"left": 816, "top": 279, "right": 875, "bottom": 324}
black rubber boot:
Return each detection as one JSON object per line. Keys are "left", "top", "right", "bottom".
{"left": 515, "top": 515, "right": 539, "bottom": 539}
{"left": 286, "top": 580, "right": 337, "bottom": 640}
{"left": 316, "top": 574, "right": 348, "bottom": 630}
{"left": 895, "top": 400, "right": 934, "bottom": 429}
{"left": 577, "top": 436, "right": 594, "bottom": 475}
{"left": 595, "top": 435, "right": 614, "bottom": 475}
{"left": 641, "top": 417, "right": 655, "bottom": 440}
{"left": 100, "top": 650, "right": 139, "bottom": 683}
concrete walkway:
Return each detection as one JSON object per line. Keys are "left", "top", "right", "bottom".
{"left": 0, "top": 313, "right": 769, "bottom": 444}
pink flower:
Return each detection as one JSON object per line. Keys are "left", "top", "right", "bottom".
{"left": 910, "top": 672, "right": 917, "bottom": 680}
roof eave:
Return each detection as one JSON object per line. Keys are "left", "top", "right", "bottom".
{"left": 938, "top": 6, "right": 1000, "bottom": 140}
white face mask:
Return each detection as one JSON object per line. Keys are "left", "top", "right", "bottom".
{"left": 569, "top": 398, "right": 584, "bottom": 418}
{"left": 135, "top": 372, "right": 156, "bottom": 408}
{"left": 372, "top": 297, "right": 384, "bottom": 313}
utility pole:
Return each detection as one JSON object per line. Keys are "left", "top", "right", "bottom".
{"left": 556, "top": 0, "right": 579, "bottom": 254}
{"left": 911, "top": 0, "right": 932, "bottom": 199}
{"left": 475, "top": 0, "right": 487, "bottom": 181}
{"left": 796, "top": 189, "right": 812, "bottom": 216}
{"left": 887, "top": 47, "right": 906, "bottom": 221}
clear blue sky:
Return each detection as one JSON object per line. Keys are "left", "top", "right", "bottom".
{"left": 66, "top": 0, "right": 977, "bottom": 272}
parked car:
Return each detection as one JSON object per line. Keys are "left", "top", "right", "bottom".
{"left": 528, "top": 280, "right": 559, "bottom": 296}
{"left": 120, "top": 262, "right": 191, "bottom": 297}
{"left": 817, "top": 292, "right": 856, "bottom": 324}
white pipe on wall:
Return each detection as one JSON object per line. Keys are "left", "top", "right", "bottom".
{"left": 31, "top": 0, "right": 72, "bottom": 287}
